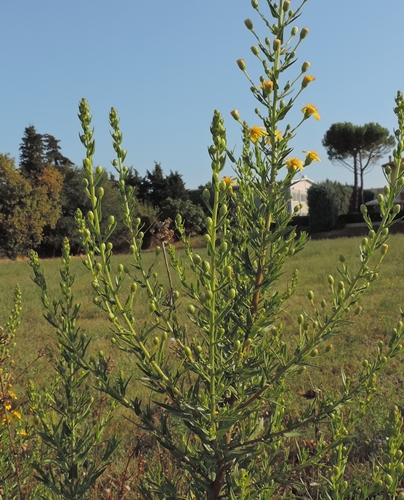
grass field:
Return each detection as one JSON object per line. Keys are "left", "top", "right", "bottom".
{"left": 2, "top": 234, "right": 404, "bottom": 496}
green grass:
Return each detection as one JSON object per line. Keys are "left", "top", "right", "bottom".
{"left": 2, "top": 234, "right": 404, "bottom": 496}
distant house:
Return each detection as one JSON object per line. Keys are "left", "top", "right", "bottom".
{"left": 287, "top": 175, "right": 316, "bottom": 216}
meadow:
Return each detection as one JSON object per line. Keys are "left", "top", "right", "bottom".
{"left": 2, "top": 234, "right": 404, "bottom": 497}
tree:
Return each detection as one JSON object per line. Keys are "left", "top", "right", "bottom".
{"left": 19, "top": 125, "right": 44, "bottom": 179}
{"left": 43, "top": 134, "right": 73, "bottom": 168}
{"left": 322, "top": 122, "right": 394, "bottom": 211}
{"left": 0, "top": 153, "right": 63, "bottom": 257}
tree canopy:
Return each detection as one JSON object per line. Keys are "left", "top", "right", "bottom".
{"left": 322, "top": 122, "right": 394, "bottom": 211}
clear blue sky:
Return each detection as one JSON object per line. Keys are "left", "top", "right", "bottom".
{"left": 1, "top": 0, "right": 403, "bottom": 190}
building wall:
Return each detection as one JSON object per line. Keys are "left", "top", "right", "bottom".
{"left": 288, "top": 176, "right": 315, "bottom": 216}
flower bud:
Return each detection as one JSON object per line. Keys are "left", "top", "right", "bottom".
{"left": 273, "top": 39, "right": 281, "bottom": 51}
{"left": 236, "top": 58, "right": 246, "bottom": 71}
{"left": 283, "top": 0, "right": 290, "bottom": 11}
{"left": 377, "top": 193, "right": 384, "bottom": 204}
{"left": 291, "top": 26, "right": 298, "bottom": 36}
{"left": 230, "top": 109, "right": 241, "bottom": 121}
{"left": 301, "top": 61, "right": 310, "bottom": 72}
{"left": 393, "top": 204, "right": 401, "bottom": 215}
{"left": 153, "top": 336, "right": 160, "bottom": 346}
{"left": 251, "top": 45, "right": 260, "bottom": 56}
{"left": 338, "top": 281, "right": 345, "bottom": 291}
{"left": 300, "top": 27, "right": 309, "bottom": 39}
{"left": 244, "top": 18, "right": 254, "bottom": 30}
{"left": 98, "top": 186, "right": 104, "bottom": 197}
{"left": 108, "top": 215, "right": 115, "bottom": 226}
{"left": 381, "top": 243, "right": 389, "bottom": 256}
{"left": 188, "top": 304, "right": 196, "bottom": 315}
{"left": 328, "top": 275, "right": 334, "bottom": 286}
{"left": 251, "top": 0, "right": 259, "bottom": 8}
{"left": 311, "top": 349, "right": 318, "bottom": 357}
{"left": 308, "top": 290, "right": 314, "bottom": 302}
{"left": 96, "top": 165, "right": 103, "bottom": 176}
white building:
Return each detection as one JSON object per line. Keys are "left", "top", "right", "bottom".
{"left": 287, "top": 175, "right": 316, "bottom": 216}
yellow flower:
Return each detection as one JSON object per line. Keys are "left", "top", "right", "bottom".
{"left": 302, "top": 103, "right": 320, "bottom": 120}
{"left": 19, "top": 429, "right": 28, "bottom": 436}
{"left": 250, "top": 126, "right": 268, "bottom": 143}
{"left": 12, "top": 410, "right": 21, "bottom": 420}
{"left": 7, "top": 390, "right": 17, "bottom": 400}
{"left": 302, "top": 75, "right": 315, "bottom": 88}
{"left": 259, "top": 79, "right": 274, "bottom": 95}
{"left": 303, "top": 150, "right": 321, "bottom": 165}
{"left": 286, "top": 157, "right": 304, "bottom": 174}
{"left": 222, "top": 176, "right": 236, "bottom": 186}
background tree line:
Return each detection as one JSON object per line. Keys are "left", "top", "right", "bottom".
{"left": 0, "top": 126, "right": 208, "bottom": 258}
{"left": 0, "top": 119, "right": 395, "bottom": 257}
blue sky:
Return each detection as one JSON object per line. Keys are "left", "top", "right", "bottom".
{"left": 1, "top": 0, "right": 403, "bottom": 190}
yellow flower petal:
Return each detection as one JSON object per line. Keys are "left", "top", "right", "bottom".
{"left": 250, "top": 126, "right": 268, "bottom": 143}
{"left": 302, "top": 103, "right": 320, "bottom": 120}
{"left": 286, "top": 157, "right": 304, "bottom": 174}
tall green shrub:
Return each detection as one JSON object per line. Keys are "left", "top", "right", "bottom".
{"left": 307, "top": 183, "right": 339, "bottom": 232}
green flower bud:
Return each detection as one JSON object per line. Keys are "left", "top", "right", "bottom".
{"left": 338, "top": 281, "right": 345, "bottom": 291}
{"left": 193, "top": 254, "right": 202, "bottom": 265}
{"left": 301, "top": 61, "right": 310, "bottom": 72}
{"left": 300, "top": 27, "right": 309, "bottom": 39}
{"left": 108, "top": 215, "right": 115, "bottom": 226}
{"left": 385, "top": 474, "right": 393, "bottom": 486}
{"left": 236, "top": 58, "right": 246, "bottom": 71}
{"left": 88, "top": 210, "right": 94, "bottom": 221}
{"left": 118, "top": 263, "right": 124, "bottom": 273}
{"left": 173, "top": 290, "right": 180, "bottom": 299}
{"left": 251, "top": 45, "right": 259, "bottom": 56}
{"left": 311, "top": 348, "right": 318, "bottom": 357}
{"left": 325, "top": 344, "right": 333, "bottom": 352}
{"left": 360, "top": 204, "right": 368, "bottom": 215}
{"left": 98, "top": 186, "right": 104, "bottom": 197}
{"left": 96, "top": 165, "right": 103, "bottom": 176}
{"left": 308, "top": 290, "right": 314, "bottom": 302}
{"left": 184, "top": 346, "right": 192, "bottom": 359}
{"left": 298, "top": 314, "right": 304, "bottom": 325}
{"left": 321, "top": 299, "right": 326, "bottom": 308}
{"left": 328, "top": 275, "right": 334, "bottom": 286}
{"left": 283, "top": 0, "right": 290, "bottom": 11}
{"left": 188, "top": 304, "right": 196, "bottom": 314}
{"left": 273, "top": 38, "right": 281, "bottom": 51}
{"left": 235, "top": 339, "right": 242, "bottom": 350}
{"left": 203, "top": 261, "right": 211, "bottom": 273}
{"left": 153, "top": 272, "right": 158, "bottom": 279}
{"left": 251, "top": 0, "right": 259, "bottom": 8}
{"left": 361, "top": 237, "right": 368, "bottom": 248}
{"left": 153, "top": 336, "right": 160, "bottom": 346}
{"left": 291, "top": 26, "right": 298, "bottom": 36}
{"left": 149, "top": 302, "right": 156, "bottom": 313}
{"left": 204, "top": 290, "right": 213, "bottom": 301}
{"left": 228, "top": 288, "right": 236, "bottom": 299}
{"left": 131, "top": 282, "right": 137, "bottom": 294}
{"left": 377, "top": 193, "right": 384, "bottom": 204}
{"left": 230, "top": 109, "right": 241, "bottom": 121}
{"left": 354, "top": 306, "right": 362, "bottom": 315}
{"left": 196, "top": 345, "right": 203, "bottom": 353}
{"left": 134, "top": 217, "right": 141, "bottom": 227}
{"left": 244, "top": 18, "right": 254, "bottom": 30}
{"left": 381, "top": 244, "right": 389, "bottom": 256}
{"left": 393, "top": 204, "right": 401, "bottom": 215}
{"left": 155, "top": 246, "right": 161, "bottom": 256}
